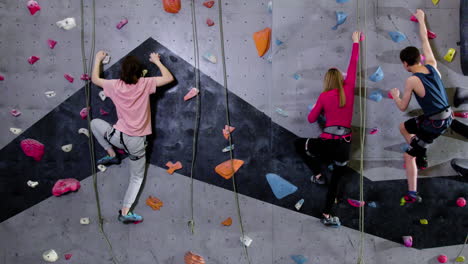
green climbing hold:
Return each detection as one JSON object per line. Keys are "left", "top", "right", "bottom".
{"left": 456, "top": 256, "right": 465, "bottom": 262}
{"left": 420, "top": 219, "right": 428, "bottom": 225}
{"left": 400, "top": 197, "right": 406, "bottom": 206}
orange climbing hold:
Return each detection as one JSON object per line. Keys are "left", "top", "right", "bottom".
{"left": 221, "top": 217, "right": 232, "bottom": 226}
{"left": 215, "top": 159, "right": 244, "bottom": 180}
{"left": 162, "top": 0, "right": 181, "bottom": 13}
{"left": 146, "top": 196, "right": 164, "bottom": 210}
{"left": 253, "top": 27, "right": 271, "bottom": 57}
{"left": 184, "top": 252, "right": 206, "bottom": 264}
{"left": 166, "top": 161, "right": 182, "bottom": 174}
{"left": 222, "top": 125, "right": 235, "bottom": 140}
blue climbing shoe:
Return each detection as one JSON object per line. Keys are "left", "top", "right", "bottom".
{"left": 118, "top": 210, "right": 143, "bottom": 224}
{"left": 97, "top": 155, "right": 120, "bottom": 166}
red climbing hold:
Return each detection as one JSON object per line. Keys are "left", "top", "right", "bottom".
{"left": 347, "top": 198, "right": 365, "bottom": 207}
{"left": 369, "top": 127, "right": 379, "bottom": 135}
{"left": 454, "top": 112, "right": 468, "bottom": 118}
{"left": 387, "top": 91, "right": 393, "bottom": 99}
{"left": 0, "top": 75, "right": 4, "bottom": 81}
{"left": 80, "top": 74, "right": 90, "bottom": 81}
{"left": 457, "top": 197, "right": 466, "bottom": 207}
{"left": 64, "top": 74, "right": 74, "bottom": 83}
{"left": 253, "top": 27, "right": 272, "bottom": 57}
{"left": 80, "top": 107, "right": 89, "bottom": 119}
{"left": 116, "top": 19, "right": 128, "bottom": 29}
{"left": 28, "top": 56, "right": 40, "bottom": 65}
{"left": 203, "top": 1, "right": 214, "bottom": 8}
{"left": 410, "top": 14, "right": 418, "bottom": 22}
{"left": 64, "top": 253, "right": 72, "bottom": 260}
{"left": 438, "top": 255, "right": 448, "bottom": 263}
{"left": 100, "top": 108, "right": 109, "bottom": 116}
{"left": 166, "top": 161, "right": 182, "bottom": 174}
{"left": 47, "top": 39, "right": 57, "bottom": 49}
{"left": 27, "top": 0, "right": 41, "bottom": 15}
{"left": 206, "top": 18, "right": 214, "bottom": 27}
{"left": 163, "top": 0, "right": 181, "bottom": 14}
{"left": 223, "top": 125, "right": 235, "bottom": 140}
{"left": 20, "top": 139, "right": 45, "bottom": 161}
{"left": 10, "top": 109, "right": 21, "bottom": 117}
{"left": 52, "top": 178, "right": 81, "bottom": 196}
{"left": 427, "top": 30, "right": 437, "bottom": 39}
{"left": 184, "top": 88, "right": 199, "bottom": 101}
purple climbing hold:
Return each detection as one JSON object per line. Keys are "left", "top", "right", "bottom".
{"left": 347, "top": 198, "right": 365, "bottom": 207}
{"left": 10, "top": 109, "right": 21, "bottom": 117}
{"left": 403, "top": 236, "right": 413, "bottom": 247}
{"left": 388, "top": 31, "right": 406, "bottom": 43}
{"left": 332, "top": 11, "right": 347, "bottom": 30}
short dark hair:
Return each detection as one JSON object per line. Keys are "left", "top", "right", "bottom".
{"left": 400, "top": 46, "right": 421, "bottom": 66}
{"left": 120, "top": 56, "right": 143, "bottom": 84}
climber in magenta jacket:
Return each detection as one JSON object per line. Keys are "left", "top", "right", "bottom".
{"left": 295, "top": 31, "right": 361, "bottom": 227}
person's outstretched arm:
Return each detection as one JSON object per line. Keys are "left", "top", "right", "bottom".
{"left": 344, "top": 31, "right": 361, "bottom": 90}
{"left": 415, "top": 9, "right": 437, "bottom": 68}
{"left": 149, "top": 53, "right": 174, "bottom": 86}
{"left": 91, "top": 50, "right": 107, "bottom": 88}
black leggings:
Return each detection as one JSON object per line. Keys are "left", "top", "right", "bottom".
{"left": 294, "top": 137, "right": 351, "bottom": 215}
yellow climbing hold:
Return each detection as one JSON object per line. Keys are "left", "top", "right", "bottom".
{"left": 456, "top": 256, "right": 465, "bottom": 262}
{"left": 432, "top": 0, "right": 439, "bottom": 5}
{"left": 444, "top": 48, "right": 456, "bottom": 62}
{"left": 420, "top": 219, "right": 428, "bottom": 225}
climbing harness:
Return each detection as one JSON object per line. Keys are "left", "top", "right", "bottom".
{"left": 105, "top": 128, "right": 145, "bottom": 161}
{"left": 323, "top": 126, "right": 352, "bottom": 136}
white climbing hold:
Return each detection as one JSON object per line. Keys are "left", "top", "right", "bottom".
{"left": 78, "top": 128, "right": 89, "bottom": 137}
{"left": 295, "top": 199, "right": 304, "bottom": 210}
{"left": 275, "top": 107, "right": 288, "bottom": 117}
{"left": 240, "top": 235, "right": 253, "bottom": 247}
{"left": 97, "top": 164, "right": 107, "bottom": 172}
{"left": 43, "top": 249, "right": 59, "bottom": 262}
{"left": 142, "top": 69, "right": 148, "bottom": 77}
{"left": 56, "top": 17, "right": 76, "bottom": 30}
{"left": 10, "top": 128, "right": 22, "bottom": 135}
{"left": 99, "top": 91, "right": 106, "bottom": 101}
{"left": 203, "top": 52, "right": 217, "bottom": 64}
{"left": 45, "top": 91, "right": 56, "bottom": 98}
{"left": 61, "top": 144, "right": 72, "bottom": 152}
{"left": 80, "top": 217, "right": 90, "bottom": 225}
{"left": 102, "top": 55, "right": 111, "bottom": 65}
{"left": 27, "top": 180, "right": 39, "bottom": 188}
{"left": 222, "top": 144, "right": 235, "bottom": 152}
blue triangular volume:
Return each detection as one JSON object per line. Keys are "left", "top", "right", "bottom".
{"left": 369, "top": 66, "right": 384, "bottom": 82}
{"left": 332, "top": 11, "right": 348, "bottom": 30}
{"left": 291, "top": 255, "right": 308, "bottom": 264}
{"left": 266, "top": 173, "right": 298, "bottom": 199}
{"left": 336, "top": 0, "right": 350, "bottom": 3}
{"left": 369, "top": 90, "right": 383, "bottom": 102}
{"left": 388, "top": 31, "right": 406, "bottom": 43}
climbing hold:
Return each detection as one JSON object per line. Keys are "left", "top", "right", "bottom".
{"left": 78, "top": 128, "right": 89, "bottom": 137}
{"left": 10, "top": 109, "right": 22, "bottom": 117}
{"left": 369, "top": 66, "right": 384, "bottom": 82}
{"left": 332, "top": 11, "right": 348, "bottom": 30}
{"left": 369, "top": 90, "right": 383, "bottom": 102}
{"left": 64, "top": 74, "right": 74, "bottom": 83}
{"left": 221, "top": 217, "right": 232, "bottom": 226}
{"left": 61, "top": 144, "right": 72, "bottom": 152}
{"left": 184, "top": 88, "right": 199, "bottom": 101}
{"left": 203, "top": 52, "right": 217, "bottom": 64}
{"left": 27, "top": 0, "right": 41, "bottom": 15}
{"left": 410, "top": 14, "right": 418, "bottom": 22}
{"left": 206, "top": 18, "right": 214, "bottom": 27}
{"left": 456, "top": 256, "right": 466, "bottom": 262}
{"left": 142, "top": 69, "right": 148, "bottom": 77}
{"left": 402, "top": 236, "right": 413, "bottom": 247}
{"left": 336, "top": 0, "right": 350, "bottom": 3}
{"left": 102, "top": 55, "right": 111, "bottom": 65}
{"left": 184, "top": 251, "right": 206, "bottom": 264}
{"left": 347, "top": 198, "right": 365, "bottom": 207}
{"left": 163, "top": 0, "right": 181, "bottom": 14}
{"left": 266, "top": 54, "right": 273, "bottom": 63}
{"left": 43, "top": 249, "right": 59, "bottom": 262}
{"left": 400, "top": 197, "right": 407, "bottom": 206}
{"left": 80, "top": 217, "right": 90, "bottom": 225}
{"left": 369, "top": 127, "right": 379, "bottom": 135}
{"left": 222, "top": 144, "right": 234, "bottom": 152}
{"left": 27, "top": 180, "right": 39, "bottom": 188}
{"left": 253, "top": 27, "right": 272, "bottom": 57}
{"left": 291, "top": 255, "right": 308, "bottom": 264}
{"left": 21, "top": 139, "right": 45, "bottom": 161}
{"left": 64, "top": 254, "right": 72, "bottom": 260}
{"left": 100, "top": 108, "right": 109, "bottom": 116}
{"left": 454, "top": 112, "right": 468, "bottom": 118}
{"left": 387, "top": 91, "right": 393, "bottom": 99}
{"left": 457, "top": 197, "right": 466, "bottom": 207}
{"left": 10, "top": 128, "right": 22, "bottom": 135}
{"left": 420, "top": 219, "right": 429, "bottom": 225}
{"left": 203, "top": 1, "right": 214, "bottom": 8}
{"left": 295, "top": 199, "right": 304, "bottom": 211}
{"left": 360, "top": 33, "right": 365, "bottom": 42}
{"left": 240, "top": 235, "right": 253, "bottom": 247}
{"left": 80, "top": 107, "right": 89, "bottom": 119}
{"left": 215, "top": 159, "right": 244, "bottom": 180}
{"left": 28, "top": 55, "right": 40, "bottom": 65}
{"left": 427, "top": 30, "right": 437, "bottom": 39}
{"left": 444, "top": 48, "right": 456, "bottom": 62}
{"left": 80, "top": 74, "right": 90, "bottom": 81}
{"left": 47, "top": 39, "right": 57, "bottom": 49}
{"left": 97, "top": 164, "right": 107, "bottom": 172}
{"left": 275, "top": 107, "right": 289, "bottom": 117}
{"left": 0, "top": 74, "right": 4, "bottom": 80}
{"left": 388, "top": 31, "right": 407, "bottom": 43}
{"left": 99, "top": 91, "right": 106, "bottom": 101}
{"left": 368, "top": 201, "right": 377, "bottom": 208}
{"left": 52, "top": 178, "right": 81, "bottom": 197}
{"left": 166, "top": 161, "right": 182, "bottom": 174}
{"left": 266, "top": 173, "right": 298, "bottom": 199}
{"left": 438, "top": 255, "right": 448, "bottom": 263}
{"left": 267, "top": 1, "right": 272, "bottom": 13}
{"left": 146, "top": 196, "right": 164, "bottom": 210}
{"left": 432, "top": 0, "right": 440, "bottom": 6}
{"left": 293, "top": 73, "right": 301, "bottom": 80}
{"left": 44, "top": 91, "right": 56, "bottom": 98}
{"left": 116, "top": 18, "right": 128, "bottom": 29}
{"left": 56, "top": 18, "right": 77, "bottom": 30}
{"left": 275, "top": 39, "right": 284, "bottom": 46}
{"left": 222, "top": 125, "right": 235, "bottom": 140}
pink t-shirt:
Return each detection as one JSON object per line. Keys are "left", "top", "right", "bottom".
{"left": 102, "top": 77, "right": 158, "bottom": 136}
{"left": 308, "top": 43, "right": 359, "bottom": 139}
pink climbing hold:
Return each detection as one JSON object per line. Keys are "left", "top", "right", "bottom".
{"left": 359, "top": 32, "right": 365, "bottom": 42}
{"left": 80, "top": 107, "right": 89, "bottom": 119}
{"left": 47, "top": 39, "right": 57, "bottom": 49}
{"left": 206, "top": 18, "right": 215, "bottom": 27}
{"left": 28, "top": 56, "right": 40, "bottom": 65}
{"left": 0, "top": 75, "right": 4, "bottom": 81}
{"left": 20, "top": 139, "right": 45, "bottom": 161}
{"left": 116, "top": 19, "right": 128, "bottom": 29}
{"left": 347, "top": 198, "right": 365, "bottom": 207}
{"left": 100, "top": 108, "right": 109, "bottom": 116}
{"left": 457, "top": 197, "right": 466, "bottom": 207}
{"left": 64, "top": 253, "right": 72, "bottom": 260}
{"left": 402, "top": 236, "right": 413, "bottom": 247}
{"left": 27, "top": 0, "right": 41, "bottom": 15}
{"left": 454, "top": 112, "right": 468, "bottom": 118}
{"left": 52, "top": 178, "right": 81, "bottom": 197}
{"left": 10, "top": 109, "right": 22, "bottom": 117}
{"left": 387, "top": 91, "right": 393, "bottom": 99}
{"left": 64, "top": 74, "right": 74, "bottom": 83}
{"left": 223, "top": 125, "right": 236, "bottom": 140}
{"left": 369, "top": 127, "right": 379, "bottom": 135}
{"left": 80, "top": 74, "right": 90, "bottom": 81}
{"left": 427, "top": 30, "right": 437, "bottom": 39}
{"left": 437, "top": 255, "right": 448, "bottom": 263}
{"left": 410, "top": 14, "right": 418, "bottom": 22}
{"left": 184, "top": 88, "right": 199, "bottom": 101}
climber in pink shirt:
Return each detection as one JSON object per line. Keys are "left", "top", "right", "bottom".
{"left": 295, "top": 31, "right": 361, "bottom": 227}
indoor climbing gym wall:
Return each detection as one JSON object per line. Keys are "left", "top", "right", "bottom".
{"left": 0, "top": 0, "right": 467, "bottom": 264}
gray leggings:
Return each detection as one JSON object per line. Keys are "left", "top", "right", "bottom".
{"left": 91, "top": 119, "right": 146, "bottom": 209}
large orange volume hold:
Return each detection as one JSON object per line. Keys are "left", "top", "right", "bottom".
{"left": 163, "top": 0, "right": 181, "bottom": 13}
{"left": 253, "top": 27, "right": 271, "bottom": 57}
{"left": 215, "top": 159, "right": 244, "bottom": 180}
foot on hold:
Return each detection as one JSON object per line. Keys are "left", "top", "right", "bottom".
{"left": 310, "top": 174, "right": 325, "bottom": 185}
{"left": 403, "top": 191, "right": 422, "bottom": 204}
{"left": 321, "top": 216, "right": 341, "bottom": 227}
{"left": 118, "top": 210, "right": 143, "bottom": 224}
{"left": 97, "top": 155, "right": 120, "bottom": 166}
{"left": 416, "top": 155, "right": 428, "bottom": 170}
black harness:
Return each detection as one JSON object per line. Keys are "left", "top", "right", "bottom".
{"left": 106, "top": 128, "right": 144, "bottom": 161}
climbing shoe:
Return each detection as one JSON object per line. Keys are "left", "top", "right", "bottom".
{"left": 321, "top": 216, "right": 341, "bottom": 227}
{"left": 416, "top": 155, "right": 428, "bottom": 170}
{"left": 118, "top": 210, "right": 143, "bottom": 224}
{"left": 403, "top": 193, "right": 422, "bottom": 204}
{"left": 97, "top": 155, "right": 120, "bottom": 166}
{"left": 310, "top": 174, "right": 326, "bottom": 185}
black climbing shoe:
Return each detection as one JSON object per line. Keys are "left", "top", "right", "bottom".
{"left": 310, "top": 175, "right": 326, "bottom": 185}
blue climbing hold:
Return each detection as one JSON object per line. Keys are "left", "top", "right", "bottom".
{"left": 368, "top": 201, "right": 377, "bottom": 208}
{"left": 332, "top": 11, "right": 347, "bottom": 30}
{"left": 388, "top": 31, "right": 406, "bottom": 43}
{"left": 369, "top": 90, "right": 383, "bottom": 102}
{"left": 275, "top": 39, "right": 284, "bottom": 46}
{"left": 336, "top": 0, "right": 350, "bottom": 2}
{"left": 369, "top": 66, "right": 384, "bottom": 82}
{"left": 291, "top": 255, "right": 308, "bottom": 264}
{"left": 266, "top": 173, "right": 298, "bottom": 199}
{"left": 293, "top": 73, "right": 301, "bottom": 80}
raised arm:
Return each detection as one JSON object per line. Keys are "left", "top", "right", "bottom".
{"left": 414, "top": 9, "right": 437, "bottom": 68}
{"left": 390, "top": 76, "right": 417, "bottom": 112}
{"left": 149, "top": 53, "right": 174, "bottom": 87}
{"left": 344, "top": 31, "right": 361, "bottom": 91}
{"left": 91, "top": 51, "right": 107, "bottom": 88}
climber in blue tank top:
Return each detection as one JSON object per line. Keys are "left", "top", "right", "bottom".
{"left": 390, "top": 9, "right": 453, "bottom": 204}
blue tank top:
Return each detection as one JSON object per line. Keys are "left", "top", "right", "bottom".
{"left": 412, "top": 64, "right": 449, "bottom": 116}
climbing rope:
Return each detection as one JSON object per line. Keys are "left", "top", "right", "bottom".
{"left": 453, "top": 234, "right": 468, "bottom": 264}
{"left": 79, "top": 0, "right": 118, "bottom": 263}
{"left": 217, "top": 1, "right": 251, "bottom": 264}
{"left": 187, "top": 0, "right": 202, "bottom": 234}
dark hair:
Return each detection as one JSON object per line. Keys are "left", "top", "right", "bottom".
{"left": 120, "top": 56, "right": 143, "bottom": 84}
{"left": 400, "top": 46, "right": 421, "bottom": 66}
